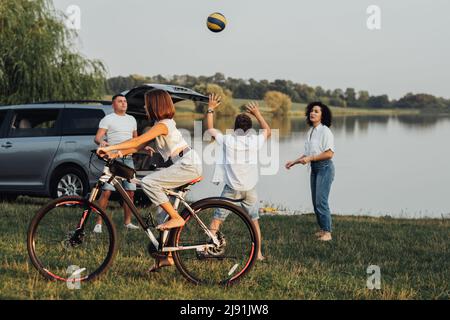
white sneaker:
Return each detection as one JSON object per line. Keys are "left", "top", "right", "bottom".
{"left": 93, "top": 224, "right": 102, "bottom": 233}
{"left": 124, "top": 223, "right": 140, "bottom": 230}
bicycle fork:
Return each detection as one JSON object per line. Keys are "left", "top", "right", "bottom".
{"left": 72, "top": 182, "right": 102, "bottom": 238}
{"left": 88, "top": 182, "right": 101, "bottom": 202}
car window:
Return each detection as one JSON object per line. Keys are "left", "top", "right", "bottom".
{"left": 0, "top": 110, "right": 7, "bottom": 128}
{"left": 62, "top": 109, "right": 105, "bottom": 136}
{"left": 8, "top": 109, "right": 60, "bottom": 138}
{"left": 0, "top": 110, "right": 8, "bottom": 137}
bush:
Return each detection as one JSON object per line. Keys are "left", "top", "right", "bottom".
{"left": 264, "top": 91, "right": 292, "bottom": 116}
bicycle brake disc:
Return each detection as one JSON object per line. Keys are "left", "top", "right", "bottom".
{"left": 206, "top": 231, "right": 226, "bottom": 256}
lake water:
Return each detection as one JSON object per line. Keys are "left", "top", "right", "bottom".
{"left": 176, "top": 114, "right": 450, "bottom": 219}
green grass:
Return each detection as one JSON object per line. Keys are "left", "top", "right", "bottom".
{"left": 1, "top": 197, "right": 448, "bottom": 300}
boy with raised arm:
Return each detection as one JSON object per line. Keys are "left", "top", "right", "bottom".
{"left": 206, "top": 94, "right": 271, "bottom": 261}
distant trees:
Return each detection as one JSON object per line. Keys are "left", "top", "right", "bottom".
{"left": 193, "top": 83, "right": 237, "bottom": 116}
{"left": 393, "top": 93, "right": 449, "bottom": 110}
{"left": 367, "top": 95, "right": 391, "bottom": 108}
{"left": 107, "top": 75, "right": 141, "bottom": 93}
{"left": 0, "top": 0, "right": 106, "bottom": 105}
{"left": 106, "top": 74, "right": 450, "bottom": 112}
{"left": 345, "top": 88, "right": 357, "bottom": 107}
{"left": 356, "top": 91, "right": 370, "bottom": 108}
{"left": 264, "top": 91, "right": 292, "bottom": 116}
{"left": 330, "top": 89, "right": 346, "bottom": 108}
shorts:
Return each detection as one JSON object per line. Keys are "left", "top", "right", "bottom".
{"left": 213, "top": 184, "right": 259, "bottom": 221}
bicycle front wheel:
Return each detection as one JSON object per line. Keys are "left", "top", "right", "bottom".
{"left": 171, "top": 198, "right": 258, "bottom": 285}
{"left": 27, "top": 196, "right": 117, "bottom": 282}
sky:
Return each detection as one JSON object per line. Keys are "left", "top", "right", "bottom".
{"left": 52, "top": 0, "right": 450, "bottom": 99}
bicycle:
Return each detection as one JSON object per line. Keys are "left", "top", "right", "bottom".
{"left": 27, "top": 151, "right": 259, "bottom": 285}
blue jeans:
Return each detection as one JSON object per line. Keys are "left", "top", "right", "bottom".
{"left": 310, "top": 159, "right": 335, "bottom": 232}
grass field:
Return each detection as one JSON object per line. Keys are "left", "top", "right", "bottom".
{"left": 0, "top": 197, "right": 448, "bottom": 300}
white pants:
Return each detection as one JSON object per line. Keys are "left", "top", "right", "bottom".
{"left": 141, "top": 151, "right": 202, "bottom": 207}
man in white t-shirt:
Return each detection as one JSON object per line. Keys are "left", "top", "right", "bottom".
{"left": 206, "top": 96, "right": 271, "bottom": 261}
{"left": 93, "top": 94, "right": 139, "bottom": 233}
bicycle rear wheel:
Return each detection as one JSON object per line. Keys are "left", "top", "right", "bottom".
{"left": 27, "top": 196, "right": 117, "bottom": 282}
{"left": 171, "top": 198, "right": 258, "bottom": 285}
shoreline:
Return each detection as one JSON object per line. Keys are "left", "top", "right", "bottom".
{"left": 174, "top": 108, "right": 421, "bottom": 119}
{"left": 8, "top": 196, "right": 449, "bottom": 220}
{"left": 259, "top": 210, "right": 450, "bottom": 220}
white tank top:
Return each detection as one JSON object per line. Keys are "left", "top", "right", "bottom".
{"left": 154, "top": 119, "right": 188, "bottom": 162}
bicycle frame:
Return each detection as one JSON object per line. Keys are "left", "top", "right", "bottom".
{"left": 87, "top": 166, "right": 220, "bottom": 254}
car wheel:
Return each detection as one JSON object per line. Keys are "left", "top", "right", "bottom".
{"left": 50, "top": 167, "right": 89, "bottom": 198}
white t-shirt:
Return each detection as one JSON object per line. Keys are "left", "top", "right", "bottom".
{"left": 304, "top": 123, "right": 335, "bottom": 156}
{"left": 213, "top": 132, "right": 266, "bottom": 191}
{"left": 154, "top": 119, "right": 189, "bottom": 162}
{"left": 98, "top": 112, "right": 137, "bottom": 146}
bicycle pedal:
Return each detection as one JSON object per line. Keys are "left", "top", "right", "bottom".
{"left": 150, "top": 252, "right": 168, "bottom": 259}
{"left": 147, "top": 243, "right": 167, "bottom": 259}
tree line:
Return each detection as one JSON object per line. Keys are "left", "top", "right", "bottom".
{"left": 107, "top": 73, "right": 450, "bottom": 112}
{"left": 1, "top": 0, "right": 448, "bottom": 113}
{"left": 0, "top": 0, "right": 105, "bottom": 105}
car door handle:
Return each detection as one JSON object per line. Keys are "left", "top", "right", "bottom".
{"left": 1, "top": 142, "right": 12, "bottom": 148}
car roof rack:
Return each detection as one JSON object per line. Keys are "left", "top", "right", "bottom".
{"left": 32, "top": 100, "right": 111, "bottom": 105}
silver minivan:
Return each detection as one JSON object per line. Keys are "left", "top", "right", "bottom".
{"left": 0, "top": 84, "right": 208, "bottom": 201}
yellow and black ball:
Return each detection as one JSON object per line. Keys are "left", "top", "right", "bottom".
{"left": 207, "top": 12, "right": 227, "bottom": 33}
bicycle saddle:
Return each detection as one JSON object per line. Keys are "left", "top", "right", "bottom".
{"left": 177, "top": 176, "right": 203, "bottom": 191}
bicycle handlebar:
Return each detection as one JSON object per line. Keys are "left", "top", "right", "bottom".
{"left": 90, "top": 150, "right": 158, "bottom": 171}
{"left": 90, "top": 149, "right": 111, "bottom": 164}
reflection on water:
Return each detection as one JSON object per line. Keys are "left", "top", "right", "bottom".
{"left": 175, "top": 114, "right": 450, "bottom": 218}
{"left": 270, "top": 116, "right": 292, "bottom": 137}
{"left": 175, "top": 114, "right": 450, "bottom": 138}
{"left": 396, "top": 114, "right": 447, "bottom": 129}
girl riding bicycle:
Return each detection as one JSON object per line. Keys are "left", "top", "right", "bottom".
{"left": 97, "top": 89, "right": 211, "bottom": 270}
{"left": 28, "top": 91, "right": 258, "bottom": 282}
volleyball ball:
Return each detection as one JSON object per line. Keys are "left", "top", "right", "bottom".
{"left": 207, "top": 12, "right": 227, "bottom": 33}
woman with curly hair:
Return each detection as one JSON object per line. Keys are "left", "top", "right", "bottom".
{"left": 285, "top": 102, "right": 335, "bottom": 241}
